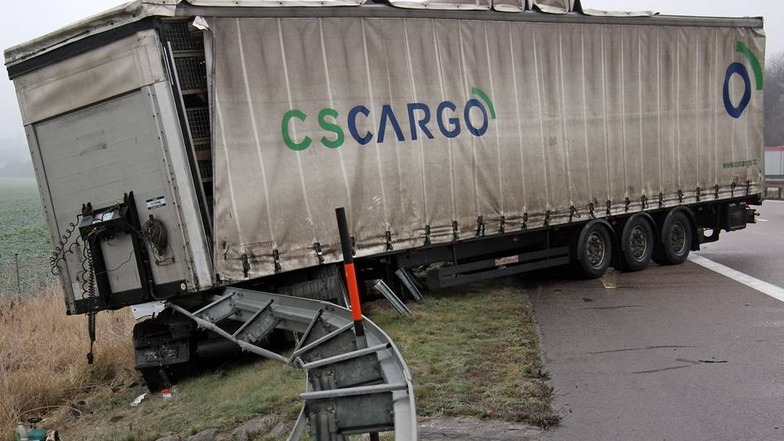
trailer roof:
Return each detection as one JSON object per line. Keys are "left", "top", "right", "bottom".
{"left": 4, "top": 0, "right": 763, "bottom": 73}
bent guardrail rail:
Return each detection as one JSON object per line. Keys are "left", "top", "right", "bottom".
{"left": 168, "top": 287, "right": 417, "bottom": 440}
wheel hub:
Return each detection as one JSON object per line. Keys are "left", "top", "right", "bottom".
{"left": 630, "top": 226, "right": 648, "bottom": 260}
{"left": 670, "top": 222, "right": 687, "bottom": 255}
{"left": 586, "top": 232, "right": 606, "bottom": 268}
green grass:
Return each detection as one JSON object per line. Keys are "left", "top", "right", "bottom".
{"left": 368, "top": 279, "right": 558, "bottom": 427}
{"left": 0, "top": 177, "right": 53, "bottom": 295}
{"left": 41, "top": 278, "right": 556, "bottom": 440}
{"left": 52, "top": 359, "right": 303, "bottom": 441}
{"left": 0, "top": 177, "right": 556, "bottom": 437}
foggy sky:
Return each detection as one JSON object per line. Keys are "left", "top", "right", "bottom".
{"left": 0, "top": 0, "right": 781, "bottom": 171}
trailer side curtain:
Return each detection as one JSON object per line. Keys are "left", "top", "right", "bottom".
{"left": 208, "top": 16, "right": 764, "bottom": 280}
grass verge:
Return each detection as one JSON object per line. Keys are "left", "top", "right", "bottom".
{"left": 0, "top": 284, "right": 137, "bottom": 432}
{"left": 2, "top": 277, "right": 556, "bottom": 440}
{"left": 53, "top": 359, "right": 303, "bottom": 440}
{"left": 367, "top": 278, "right": 558, "bottom": 427}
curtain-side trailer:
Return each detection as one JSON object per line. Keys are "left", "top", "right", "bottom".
{"left": 5, "top": 0, "right": 764, "bottom": 438}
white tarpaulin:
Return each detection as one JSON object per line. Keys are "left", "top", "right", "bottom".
{"left": 208, "top": 16, "right": 764, "bottom": 281}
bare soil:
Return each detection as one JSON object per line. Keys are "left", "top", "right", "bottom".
{"left": 419, "top": 416, "right": 547, "bottom": 441}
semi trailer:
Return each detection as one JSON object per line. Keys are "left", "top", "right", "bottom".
{"left": 5, "top": 0, "right": 764, "bottom": 439}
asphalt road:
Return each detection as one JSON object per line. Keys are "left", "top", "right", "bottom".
{"left": 698, "top": 199, "right": 784, "bottom": 287}
{"left": 530, "top": 200, "right": 784, "bottom": 441}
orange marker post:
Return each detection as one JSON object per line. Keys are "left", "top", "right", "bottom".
{"left": 335, "top": 207, "right": 366, "bottom": 345}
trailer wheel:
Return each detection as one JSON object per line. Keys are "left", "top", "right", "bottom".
{"left": 653, "top": 211, "right": 692, "bottom": 265}
{"left": 619, "top": 215, "right": 654, "bottom": 272}
{"left": 576, "top": 222, "right": 613, "bottom": 279}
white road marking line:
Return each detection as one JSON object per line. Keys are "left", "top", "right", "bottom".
{"left": 757, "top": 218, "right": 769, "bottom": 222}
{"left": 689, "top": 254, "right": 784, "bottom": 303}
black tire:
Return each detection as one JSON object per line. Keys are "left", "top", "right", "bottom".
{"left": 619, "top": 216, "right": 654, "bottom": 272}
{"left": 653, "top": 211, "right": 692, "bottom": 265}
{"left": 576, "top": 222, "right": 613, "bottom": 279}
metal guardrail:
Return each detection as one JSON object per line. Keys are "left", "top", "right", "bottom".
{"left": 170, "top": 287, "right": 418, "bottom": 441}
{"left": 765, "top": 178, "right": 784, "bottom": 200}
